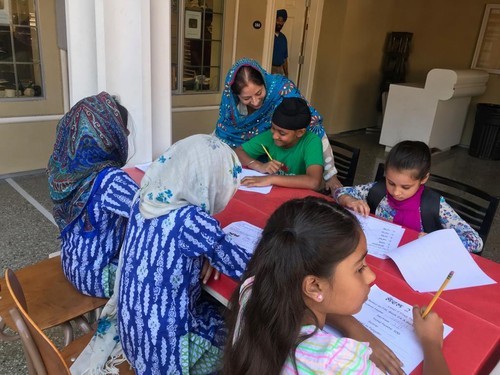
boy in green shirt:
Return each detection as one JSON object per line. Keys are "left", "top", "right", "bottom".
{"left": 235, "top": 97, "right": 324, "bottom": 190}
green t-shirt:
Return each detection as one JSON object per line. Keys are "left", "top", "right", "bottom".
{"left": 242, "top": 130, "right": 323, "bottom": 175}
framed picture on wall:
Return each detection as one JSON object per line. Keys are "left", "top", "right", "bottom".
{"left": 471, "top": 4, "right": 500, "bottom": 74}
{"left": 185, "top": 10, "right": 202, "bottom": 39}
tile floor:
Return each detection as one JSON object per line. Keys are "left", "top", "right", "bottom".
{"left": 0, "top": 130, "right": 499, "bottom": 373}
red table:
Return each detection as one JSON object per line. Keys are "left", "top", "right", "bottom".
{"left": 125, "top": 167, "right": 500, "bottom": 374}
{"left": 214, "top": 189, "right": 500, "bottom": 375}
{"left": 368, "top": 231, "right": 500, "bottom": 329}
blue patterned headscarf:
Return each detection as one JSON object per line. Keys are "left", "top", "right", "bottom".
{"left": 47, "top": 92, "right": 128, "bottom": 230}
{"left": 214, "top": 58, "right": 325, "bottom": 148}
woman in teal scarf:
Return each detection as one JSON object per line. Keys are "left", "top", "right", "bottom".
{"left": 47, "top": 92, "right": 138, "bottom": 298}
{"left": 214, "top": 58, "right": 342, "bottom": 190}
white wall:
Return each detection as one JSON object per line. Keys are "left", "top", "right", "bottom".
{"left": 64, "top": 0, "right": 172, "bottom": 166}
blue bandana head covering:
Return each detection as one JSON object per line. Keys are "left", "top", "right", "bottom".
{"left": 277, "top": 9, "right": 288, "bottom": 21}
{"left": 214, "top": 58, "right": 324, "bottom": 148}
{"left": 47, "top": 91, "right": 128, "bottom": 230}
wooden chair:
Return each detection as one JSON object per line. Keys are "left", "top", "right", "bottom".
{"left": 0, "top": 256, "right": 106, "bottom": 346}
{"left": 374, "top": 162, "right": 499, "bottom": 252}
{"left": 5, "top": 268, "right": 135, "bottom": 374}
{"left": 329, "top": 138, "right": 361, "bottom": 186}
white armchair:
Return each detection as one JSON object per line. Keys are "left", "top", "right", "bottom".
{"left": 379, "top": 69, "right": 489, "bottom": 151}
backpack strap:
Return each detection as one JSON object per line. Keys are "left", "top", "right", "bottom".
{"left": 367, "top": 182, "right": 442, "bottom": 233}
{"left": 420, "top": 187, "right": 442, "bottom": 233}
{"left": 366, "top": 181, "right": 386, "bottom": 215}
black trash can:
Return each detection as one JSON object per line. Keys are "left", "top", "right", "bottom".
{"left": 469, "top": 103, "right": 500, "bottom": 160}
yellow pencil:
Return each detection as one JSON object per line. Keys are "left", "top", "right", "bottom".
{"left": 261, "top": 144, "right": 273, "bottom": 161}
{"left": 422, "top": 271, "right": 454, "bottom": 318}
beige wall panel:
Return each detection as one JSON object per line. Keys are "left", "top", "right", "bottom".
{"left": 171, "top": 110, "right": 219, "bottom": 144}
{"left": 0, "top": 0, "right": 64, "bottom": 174}
{"left": 0, "top": 121, "right": 57, "bottom": 174}
{"left": 390, "top": 0, "right": 500, "bottom": 145}
{"left": 313, "top": 0, "right": 395, "bottom": 134}
{"left": 311, "top": 0, "right": 347, "bottom": 133}
{"left": 314, "top": 0, "right": 500, "bottom": 145}
{"left": 234, "top": 0, "right": 268, "bottom": 62}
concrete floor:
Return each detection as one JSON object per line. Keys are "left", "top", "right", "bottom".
{"left": 0, "top": 131, "right": 499, "bottom": 373}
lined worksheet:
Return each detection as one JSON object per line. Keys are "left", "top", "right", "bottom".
{"left": 353, "top": 212, "right": 405, "bottom": 258}
{"left": 355, "top": 285, "right": 453, "bottom": 374}
{"left": 223, "top": 221, "right": 263, "bottom": 253}
{"left": 325, "top": 285, "right": 453, "bottom": 374}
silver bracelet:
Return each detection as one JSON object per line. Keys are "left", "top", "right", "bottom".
{"left": 247, "top": 160, "right": 256, "bottom": 167}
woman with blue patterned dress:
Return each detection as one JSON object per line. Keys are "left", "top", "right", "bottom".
{"left": 47, "top": 92, "right": 138, "bottom": 298}
{"left": 214, "top": 58, "right": 342, "bottom": 191}
{"left": 117, "top": 134, "right": 252, "bottom": 374}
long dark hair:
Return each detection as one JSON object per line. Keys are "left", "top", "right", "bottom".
{"left": 223, "top": 197, "right": 362, "bottom": 375}
{"left": 385, "top": 140, "right": 431, "bottom": 180}
{"left": 231, "top": 65, "right": 266, "bottom": 95}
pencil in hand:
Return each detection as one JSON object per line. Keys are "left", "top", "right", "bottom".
{"left": 421, "top": 271, "right": 454, "bottom": 318}
{"left": 261, "top": 144, "right": 273, "bottom": 161}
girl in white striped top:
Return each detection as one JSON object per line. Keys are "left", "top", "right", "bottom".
{"left": 223, "top": 197, "right": 450, "bottom": 375}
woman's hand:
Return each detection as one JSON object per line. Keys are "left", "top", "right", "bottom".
{"left": 241, "top": 176, "right": 272, "bottom": 187}
{"left": 324, "top": 175, "right": 343, "bottom": 193}
{"left": 200, "top": 259, "right": 220, "bottom": 284}
{"left": 338, "top": 195, "right": 370, "bottom": 216}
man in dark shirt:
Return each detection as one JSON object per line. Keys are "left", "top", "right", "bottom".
{"left": 272, "top": 9, "right": 288, "bottom": 77}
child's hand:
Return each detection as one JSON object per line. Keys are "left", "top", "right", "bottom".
{"left": 412, "top": 305, "right": 444, "bottom": 349}
{"left": 241, "top": 176, "right": 272, "bottom": 187}
{"left": 200, "top": 259, "right": 220, "bottom": 284}
{"left": 339, "top": 195, "right": 370, "bottom": 216}
{"left": 259, "top": 160, "right": 283, "bottom": 174}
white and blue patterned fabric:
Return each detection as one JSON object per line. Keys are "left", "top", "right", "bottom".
{"left": 61, "top": 167, "right": 138, "bottom": 297}
{"left": 119, "top": 204, "right": 251, "bottom": 374}
{"left": 334, "top": 182, "right": 483, "bottom": 253}
{"left": 115, "top": 134, "right": 251, "bottom": 374}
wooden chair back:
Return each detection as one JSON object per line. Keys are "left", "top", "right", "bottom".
{"left": 5, "top": 268, "right": 70, "bottom": 375}
{"left": 329, "top": 138, "right": 361, "bottom": 186}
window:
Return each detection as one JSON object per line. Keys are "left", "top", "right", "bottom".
{"left": 171, "top": 0, "right": 223, "bottom": 94}
{"left": 471, "top": 4, "right": 500, "bottom": 74}
{"left": 0, "top": 0, "right": 42, "bottom": 99}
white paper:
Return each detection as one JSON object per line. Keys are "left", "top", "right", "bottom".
{"left": 353, "top": 285, "right": 453, "bottom": 374}
{"left": 223, "top": 221, "right": 263, "bottom": 253}
{"left": 353, "top": 212, "right": 405, "bottom": 259}
{"left": 135, "top": 162, "right": 152, "bottom": 172}
{"left": 388, "top": 229, "right": 496, "bottom": 292}
{"left": 238, "top": 169, "right": 272, "bottom": 194}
